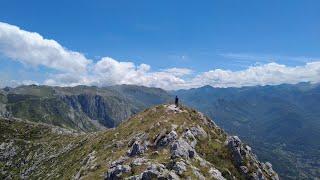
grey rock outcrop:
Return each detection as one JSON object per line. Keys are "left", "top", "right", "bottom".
{"left": 170, "top": 139, "right": 196, "bottom": 159}
{"left": 155, "top": 130, "right": 178, "bottom": 148}
{"left": 128, "top": 141, "right": 147, "bottom": 157}
{"left": 75, "top": 151, "right": 99, "bottom": 179}
{"left": 105, "top": 165, "right": 131, "bottom": 180}
{"left": 141, "top": 163, "right": 180, "bottom": 180}
{"left": 209, "top": 167, "right": 226, "bottom": 180}
{"left": 190, "top": 125, "right": 207, "bottom": 138}
{"left": 226, "top": 136, "right": 279, "bottom": 180}
{"left": 171, "top": 161, "right": 187, "bottom": 175}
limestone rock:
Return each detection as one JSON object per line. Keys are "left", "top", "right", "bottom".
{"left": 190, "top": 126, "right": 207, "bottom": 138}
{"left": 172, "top": 161, "right": 187, "bottom": 175}
{"left": 226, "top": 136, "right": 279, "bottom": 180}
{"left": 128, "top": 141, "right": 147, "bottom": 157}
{"left": 209, "top": 167, "right": 226, "bottom": 180}
{"left": 155, "top": 130, "right": 178, "bottom": 148}
{"left": 132, "top": 158, "right": 147, "bottom": 166}
{"left": 105, "top": 165, "right": 131, "bottom": 180}
{"left": 170, "top": 139, "right": 196, "bottom": 159}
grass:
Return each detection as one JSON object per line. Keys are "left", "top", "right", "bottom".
{"left": 1, "top": 104, "right": 253, "bottom": 179}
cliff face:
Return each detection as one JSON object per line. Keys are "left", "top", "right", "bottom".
{"left": 59, "top": 94, "right": 135, "bottom": 128}
{"left": 0, "top": 104, "right": 278, "bottom": 179}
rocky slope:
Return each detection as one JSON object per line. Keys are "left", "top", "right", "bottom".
{"left": 0, "top": 104, "right": 278, "bottom": 179}
{"left": 0, "top": 85, "right": 171, "bottom": 132}
{"left": 175, "top": 83, "right": 320, "bottom": 179}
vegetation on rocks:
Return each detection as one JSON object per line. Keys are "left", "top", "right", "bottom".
{"left": 0, "top": 104, "right": 278, "bottom": 179}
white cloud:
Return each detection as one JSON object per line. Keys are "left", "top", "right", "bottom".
{"left": 45, "top": 57, "right": 190, "bottom": 90}
{"left": 0, "top": 22, "right": 91, "bottom": 73}
{"left": 92, "top": 58, "right": 193, "bottom": 89}
{"left": 93, "top": 57, "right": 151, "bottom": 85}
{"left": 162, "top": 68, "right": 193, "bottom": 77}
{"left": 1, "top": 22, "right": 320, "bottom": 90}
{"left": 190, "top": 62, "right": 320, "bottom": 88}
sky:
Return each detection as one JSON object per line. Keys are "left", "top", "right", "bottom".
{"left": 0, "top": 0, "right": 320, "bottom": 89}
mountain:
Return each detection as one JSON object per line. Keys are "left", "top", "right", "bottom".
{"left": 175, "top": 83, "right": 320, "bottom": 179}
{"left": 0, "top": 104, "right": 278, "bottom": 179}
{"left": 0, "top": 85, "right": 171, "bottom": 132}
{"left": 2, "top": 83, "right": 319, "bottom": 179}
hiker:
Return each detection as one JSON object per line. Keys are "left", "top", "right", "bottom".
{"left": 175, "top": 95, "right": 179, "bottom": 107}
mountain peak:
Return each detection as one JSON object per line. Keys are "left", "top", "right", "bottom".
{"left": 0, "top": 104, "right": 278, "bottom": 179}
{"left": 103, "top": 104, "right": 279, "bottom": 179}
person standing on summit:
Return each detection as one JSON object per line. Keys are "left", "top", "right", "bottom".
{"left": 175, "top": 96, "right": 179, "bottom": 107}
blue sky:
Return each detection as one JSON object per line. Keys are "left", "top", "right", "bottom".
{"left": 0, "top": 0, "right": 320, "bottom": 89}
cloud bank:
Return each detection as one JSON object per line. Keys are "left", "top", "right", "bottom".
{"left": 1, "top": 22, "right": 320, "bottom": 90}
{"left": 0, "top": 22, "right": 91, "bottom": 73}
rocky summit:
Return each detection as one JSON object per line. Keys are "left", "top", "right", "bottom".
{"left": 0, "top": 104, "right": 278, "bottom": 179}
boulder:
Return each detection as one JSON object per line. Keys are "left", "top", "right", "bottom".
{"left": 168, "top": 171, "right": 180, "bottom": 180}
{"left": 240, "top": 166, "right": 248, "bottom": 174}
{"left": 125, "top": 175, "right": 141, "bottom": 180}
{"left": 128, "top": 141, "right": 147, "bottom": 157}
{"left": 141, "top": 170, "right": 159, "bottom": 180}
{"left": 156, "top": 130, "right": 178, "bottom": 148}
{"left": 192, "top": 169, "right": 205, "bottom": 180}
{"left": 190, "top": 126, "right": 207, "bottom": 138}
{"left": 132, "top": 157, "right": 147, "bottom": 166}
{"left": 141, "top": 163, "right": 171, "bottom": 180}
{"left": 183, "top": 129, "right": 197, "bottom": 148}
{"left": 172, "top": 161, "right": 187, "bottom": 175}
{"left": 105, "top": 165, "right": 131, "bottom": 180}
{"left": 110, "top": 156, "right": 129, "bottom": 167}
{"left": 209, "top": 167, "right": 226, "bottom": 180}
{"left": 170, "top": 139, "right": 196, "bottom": 159}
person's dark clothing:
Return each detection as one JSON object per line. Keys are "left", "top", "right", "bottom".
{"left": 175, "top": 96, "right": 179, "bottom": 107}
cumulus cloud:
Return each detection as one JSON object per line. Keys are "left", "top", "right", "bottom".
{"left": 93, "top": 57, "right": 151, "bottom": 85}
{"left": 45, "top": 57, "right": 190, "bottom": 90}
{"left": 190, "top": 62, "right": 320, "bottom": 88}
{"left": 92, "top": 58, "right": 193, "bottom": 89}
{"left": 0, "top": 22, "right": 91, "bottom": 73}
{"left": 1, "top": 22, "right": 320, "bottom": 90}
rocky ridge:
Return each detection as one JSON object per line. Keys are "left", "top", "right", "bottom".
{"left": 0, "top": 104, "right": 278, "bottom": 179}
{"left": 104, "top": 105, "right": 278, "bottom": 180}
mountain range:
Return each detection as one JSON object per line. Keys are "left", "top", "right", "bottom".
{"left": 0, "top": 85, "right": 171, "bottom": 131}
{"left": 175, "top": 83, "right": 320, "bottom": 179}
{"left": 0, "top": 83, "right": 319, "bottom": 179}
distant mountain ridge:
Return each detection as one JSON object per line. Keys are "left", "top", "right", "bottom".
{"left": 175, "top": 82, "right": 320, "bottom": 179}
{"left": 0, "top": 85, "right": 171, "bottom": 131}
{"left": 1, "top": 83, "right": 320, "bottom": 179}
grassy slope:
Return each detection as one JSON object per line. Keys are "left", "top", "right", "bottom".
{"left": 1, "top": 105, "right": 245, "bottom": 179}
